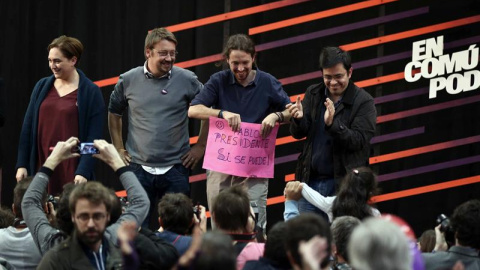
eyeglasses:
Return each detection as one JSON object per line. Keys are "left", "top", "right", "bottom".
{"left": 76, "top": 213, "right": 107, "bottom": 223}
{"left": 324, "top": 73, "right": 347, "bottom": 82}
{"left": 152, "top": 49, "right": 178, "bottom": 58}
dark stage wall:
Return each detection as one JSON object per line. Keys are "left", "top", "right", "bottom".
{"left": 1, "top": 0, "right": 479, "bottom": 236}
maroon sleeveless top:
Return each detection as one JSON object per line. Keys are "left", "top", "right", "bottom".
{"left": 37, "top": 86, "right": 79, "bottom": 195}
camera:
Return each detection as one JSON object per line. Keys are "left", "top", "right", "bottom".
{"left": 78, "top": 143, "right": 99, "bottom": 155}
{"left": 193, "top": 204, "right": 200, "bottom": 220}
{"left": 47, "top": 194, "right": 58, "bottom": 210}
{"left": 119, "top": 197, "right": 129, "bottom": 212}
{"left": 436, "top": 214, "right": 451, "bottom": 232}
{"left": 436, "top": 213, "right": 455, "bottom": 248}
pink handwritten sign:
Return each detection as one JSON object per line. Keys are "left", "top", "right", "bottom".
{"left": 203, "top": 117, "right": 279, "bottom": 178}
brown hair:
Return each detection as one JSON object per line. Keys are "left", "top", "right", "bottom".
{"left": 221, "top": 34, "right": 256, "bottom": 61}
{"left": 69, "top": 182, "right": 113, "bottom": 214}
{"left": 212, "top": 185, "right": 250, "bottom": 232}
{"left": 144, "top": 27, "right": 178, "bottom": 59}
{"left": 14, "top": 177, "right": 45, "bottom": 218}
{"left": 418, "top": 229, "right": 436, "bottom": 252}
{"left": 158, "top": 193, "right": 194, "bottom": 234}
{"left": 47, "top": 35, "right": 84, "bottom": 66}
{"left": 319, "top": 46, "right": 352, "bottom": 71}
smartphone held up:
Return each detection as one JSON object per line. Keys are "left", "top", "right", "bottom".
{"left": 77, "top": 143, "right": 100, "bottom": 155}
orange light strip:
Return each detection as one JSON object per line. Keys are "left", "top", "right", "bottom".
{"left": 95, "top": 15, "right": 479, "bottom": 88}
{"left": 205, "top": 196, "right": 285, "bottom": 218}
{"left": 189, "top": 70, "right": 406, "bottom": 146}
{"left": 272, "top": 175, "right": 480, "bottom": 206}
{"left": 370, "top": 175, "right": 480, "bottom": 203}
{"left": 276, "top": 136, "right": 304, "bottom": 146}
{"left": 95, "top": 77, "right": 119, "bottom": 88}
{"left": 286, "top": 135, "right": 480, "bottom": 181}
{"left": 289, "top": 71, "right": 405, "bottom": 103}
{"left": 285, "top": 174, "right": 295, "bottom": 181}
{"left": 115, "top": 190, "right": 127, "bottom": 197}
{"left": 356, "top": 72, "right": 404, "bottom": 88}
{"left": 341, "top": 15, "right": 480, "bottom": 51}
{"left": 117, "top": 175, "right": 480, "bottom": 207}
{"left": 249, "top": 0, "right": 398, "bottom": 35}
{"left": 166, "top": 0, "right": 310, "bottom": 33}
{"left": 96, "top": 68, "right": 404, "bottom": 92}
{"left": 369, "top": 135, "right": 480, "bottom": 165}
{"left": 176, "top": 54, "right": 223, "bottom": 69}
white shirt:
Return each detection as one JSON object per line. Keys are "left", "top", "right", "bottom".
{"left": 0, "top": 226, "right": 43, "bottom": 270}
{"left": 301, "top": 184, "right": 380, "bottom": 222}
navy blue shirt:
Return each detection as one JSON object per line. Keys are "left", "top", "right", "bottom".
{"left": 311, "top": 90, "right": 343, "bottom": 179}
{"left": 191, "top": 69, "right": 290, "bottom": 124}
{"left": 155, "top": 230, "right": 192, "bottom": 256}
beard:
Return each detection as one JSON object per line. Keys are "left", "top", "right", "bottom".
{"left": 158, "top": 60, "right": 173, "bottom": 73}
{"left": 234, "top": 70, "right": 248, "bottom": 81}
{"left": 77, "top": 228, "right": 104, "bottom": 246}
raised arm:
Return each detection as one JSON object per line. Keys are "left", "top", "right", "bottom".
{"left": 301, "top": 184, "right": 336, "bottom": 215}
{"left": 283, "top": 181, "right": 303, "bottom": 221}
{"left": 22, "top": 137, "right": 81, "bottom": 255}
{"left": 289, "top": 85, "right": 317, "bottom": 139}
{"left": 93, "top": 140, "right": 150, "bottom": 244}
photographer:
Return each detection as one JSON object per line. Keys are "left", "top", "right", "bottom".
{"left": 21, "top": 137, "right": 150, "bottom": 255}
{"left": 422, "top": 199, "right": 480, "bottom": 269}
{"left": 156, "top": 193, "right": 207, "bottom": 256}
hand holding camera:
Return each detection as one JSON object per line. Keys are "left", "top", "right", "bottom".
{"left": 434, "top": 213, "right": 451, "bottom": 251}
{"left": 46, "top": 195, "right": 58, "bottom": 225}
{"left": 193, "top": 204, "right": 207, "bottom": 233}
{"left": 44, "top": 137, "right": 81, "bottom": 170}
{"left": 433, "top": 224, "right": 448, "bottom": 251}
{"left": 77, "top": 143, "right": 99, "bottom": 154}
{"left": 90, "top": 140, "right": 125, "bottom": 171}
{"left": 45, "top": 138, "right": 126, "bottom": 173}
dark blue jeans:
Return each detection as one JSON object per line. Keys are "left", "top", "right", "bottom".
{"left": 130, "top": 162, "right": 190, "bottom": 229}
{"left": 298, "top": 178, "right": 335, "bottom": 222}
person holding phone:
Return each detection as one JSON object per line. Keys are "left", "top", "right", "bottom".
{"left": 16, "top": 35, "right": 105, "bottom": 195}
{"left": 78, "top": 143, "right": 100, "bottom": 154}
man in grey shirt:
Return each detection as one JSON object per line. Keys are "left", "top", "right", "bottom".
{"left": 0, "top": 177, "right": 43, "bottom": 270}
{"left": 422, "top": 199, "right": 480, "bottom": 270}
{"left": 108, "top": 27, "right": 206, "bottom": 229}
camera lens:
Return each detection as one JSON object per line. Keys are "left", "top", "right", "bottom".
{"left": 436, "top": 214, "right": 450, "bottom": 232}
{"left": 436, "top": 214, "right": 447, "bottom": 224}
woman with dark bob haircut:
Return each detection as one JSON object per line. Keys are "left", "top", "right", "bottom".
{"left": 16, "top": 35, "right": 104, "bottom": 195}
{"left": 285, "top": 167, "right": 380, "bottom": 222}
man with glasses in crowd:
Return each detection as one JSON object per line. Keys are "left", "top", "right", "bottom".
{"left": 37, "top": 181, "right": 123, "bottom": 269}
{"left": 286, "top": 46, "right": 376, "bottom": 219}
{"left": 109, "top": 27, "right": 206, "bottom": 229}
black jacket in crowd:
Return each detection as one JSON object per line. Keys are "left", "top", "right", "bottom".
{"left": 290, "top": 80, "right": 376, "bottom": 186}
